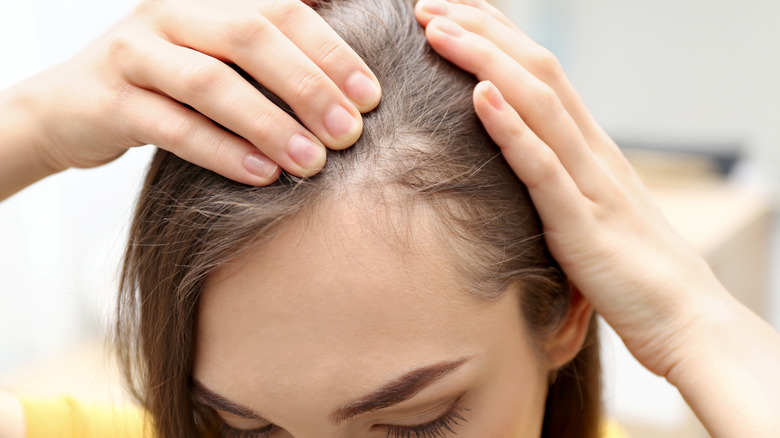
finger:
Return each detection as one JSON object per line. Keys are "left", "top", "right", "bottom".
{"left": 421, "top": 1, "right": 637, "bottom": 191}
{"left": 153, "top": 0, "right": 364, "bottom": 149}
{"left": 416, "top": 0, "right": 604, "bottom": 146}
{"left": 118, "top": 37, "right": 326, "bottom": 177}
{"left": 262, "top": 0, "right": 382, "bottom": 112}
{"left": 425, "top": 17, "right": 602, "bottom": 193}
{"left": 123, "top": 87, "right": 282, "bottom": 186}
{"left": 473, "top": 81, "right": 588, "bottom": 232}
{"left": 448, "top": 0, "right": 518, "bottom": 29}
{"left": 416, "top": 0, "right": 517, "bottom": 31}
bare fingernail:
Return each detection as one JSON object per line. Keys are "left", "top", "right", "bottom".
{"left": 289, "top": 134, "right": 325, "bottom": 170}
{"left": 324, "top": 104, "right": 359, "bottom": 140}
{"left": 483, "top": 82, "right": 505, "bottom": 110}
{"left": 433, "top": 17, "right": 463, "bottom": 37}
{"left": 420, "top": 0, "right": 448, "bottom": 15}
{"left": 244, "top": 153, "right": 279, "bottom": 180}
{"left": 345, "top": 71, "right": 381, "bottom": 108}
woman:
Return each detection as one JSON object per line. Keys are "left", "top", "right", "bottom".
{"left": 117, "top": 1, "right": 599, "bottom": 436}
{"left": 1, "top": 0, "right": 779, "bottom": 437}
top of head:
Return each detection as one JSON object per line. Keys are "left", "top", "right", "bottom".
{"left": 137, "top": 0, "right": 560, "bottom": 307}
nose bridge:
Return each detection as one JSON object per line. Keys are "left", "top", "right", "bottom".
{"left": 268, "top": 383, "right": 362, "bottom": 438}
{"left": 279, "top": 416, "right": 358, "bottom": 438}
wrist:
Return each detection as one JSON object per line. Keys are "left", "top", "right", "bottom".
{"left": 0, "top": 78, "right": 66, "bottom": 200}
{"left": 662, "top": 283, "right": 738, "bottom": 383}
{"left": 662, "top": 284, "right": 780, "bottom": 436}
{"left": 616, "top": 256, "right": 731, "bottom": 378}
{"left": 18, "top": 70, "right": 73, "bottom": 174}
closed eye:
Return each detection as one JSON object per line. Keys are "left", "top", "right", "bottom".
{"left": 217, "top": 407, "right": 470, "bottom": 438}
{"left": 220, "top": 422, "right": 276, "bottom": 438}
{"left": 383, "top": 404, "right": 469, "bottom": 438}
{"left": 195, "top": 357, "right": 472, "bottom": 437}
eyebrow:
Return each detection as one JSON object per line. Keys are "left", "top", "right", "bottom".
{"left": 191, "top": 379, "right": 270, "bottom": 422}
{"left": 330, "top": 357, "right": 469, "bottom": 425}
{"left": 191, "top": 357, "right": 469, "bottom": 426}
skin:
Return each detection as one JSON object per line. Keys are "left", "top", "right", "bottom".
{"left": 0, "top": 0, "right": 381, "bottom": 201}
{"left": 414, "top": 0, "right": 780, "bottom": 435}
{"left": 1, "top": 0, "right": 780, "bottom": 437}
{"left": 193, "top": 196, "right": 592, "bottom": 437}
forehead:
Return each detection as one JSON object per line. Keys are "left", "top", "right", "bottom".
{"left": 193, "top": 197, "right": 521, "bottom": 411}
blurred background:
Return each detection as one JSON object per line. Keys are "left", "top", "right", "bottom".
{"left": 1, "top": 0, "right": 778, "bottom": 436}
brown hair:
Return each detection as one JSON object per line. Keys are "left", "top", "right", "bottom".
{"left": 116, "top": 0, "right": 601, "bottom": 436}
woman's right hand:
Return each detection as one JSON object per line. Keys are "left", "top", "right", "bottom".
{"left": 8, "top": 0, "right": 380, "bottom": 186}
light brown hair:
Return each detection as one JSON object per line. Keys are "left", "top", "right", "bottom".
{"left": 116, "top": 0, "right": 601, "bottom": 436}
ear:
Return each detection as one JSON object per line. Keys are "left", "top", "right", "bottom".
{"left": 542, "top": 284, "right": 594, "bottom": 370}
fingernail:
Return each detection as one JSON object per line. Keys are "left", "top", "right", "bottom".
{"left": 324, "top": 104, "right": 359, "bottom": 140}
{"left": 433, "top": 17, "right": 463, "bottom": 37}
{"left": 345, "top": 71, "right": 381, "bottom": 108}
{"left": 484, "top": 82, "right": 505, "bottom": 110}
{"left": 289, "top": 134, "right": 325, "bottom": 170}
{"left": 420, "top": 0, "right": 448, "bottom": 15}
{"left": 244, "top": 153, "right": 279, "bottom": 179}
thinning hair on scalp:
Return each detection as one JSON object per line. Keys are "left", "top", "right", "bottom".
{"left": 116, "top": 0, "right": 601, "bottom": 436}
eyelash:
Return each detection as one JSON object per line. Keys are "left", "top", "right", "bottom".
{"left": 385, "top": 407, "right": 469, "bottom": 438}
{"left": 218, "top": 407, "right": 469, "bottom": 438}
{"left": 220, "top": 423, "right": 274, "bottom": 438}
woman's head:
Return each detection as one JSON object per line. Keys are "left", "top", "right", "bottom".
{"left": 117, "top": 0, "right": 601, "bottom": 436}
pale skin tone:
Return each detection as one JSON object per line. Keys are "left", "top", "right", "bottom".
{"left": 1, "top": 0, "right": 780, "bottom": 437}
{"left": 193, "top": 197, "right": 591, "bottom": 437}
{"left": 0, "top": 0, "right": 381, "bottom": 201}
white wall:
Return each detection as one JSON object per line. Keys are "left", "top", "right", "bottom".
{"left": 588, "top": 0, "right": 780, "bottom": 319}
{"left": 494, "top": 0, "right": 780, "bottom": 434}
{"left": 0, "top": 0, "right": 143, "bottom": 372}
{"left": 1, "top": 0, "right": 779, "bottom": 434}
{"left": 498, "top": 0, "right": 780, "bottom": 323}
{"left": 500, "top": 0, "right": 780, "bottom": 177}
{"left": 565, "top": 0, "right": 780, "bottom": 181}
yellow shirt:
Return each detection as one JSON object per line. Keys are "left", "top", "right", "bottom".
{"left": 21, "top": 396, "right": 629, "bottom": 437}
{"left": 20, "top": 397, "right": 147, "bottom": 438}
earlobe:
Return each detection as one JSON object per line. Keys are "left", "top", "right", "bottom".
{"left": 542, "top": 284, "right": 594, "bottom": 369}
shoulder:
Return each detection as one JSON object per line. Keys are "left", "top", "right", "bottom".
{"left": 602, "top": 419, "right": 631, "bottom": 438}
{"left": 19, "top": 396, "right": 150, "bottom": 438}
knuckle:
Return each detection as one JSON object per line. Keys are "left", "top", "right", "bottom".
{"left": 133, "top": 0, "right": 165, "bottom": 16}
{"left": 529, "top": 153, "right": 560, "bottom": 188}
{"left": 314, "top": 40, "right": 350, "bottom": 70}
{"left": 530, "top": 83, "right": 560, "bottom": 114}
{"left": 506, "top": 118, "right": 529, "bottom": 143}
{"left": 264, "top": 0, "right": 304, "bottom": 23}
{"left": 461, "top": 0, "right": 486, "bottom": 7}
{"left": 158, "top": 114, "right": 195, "bottom": 147}
{"left": 245, "top": 108, "right": 281, "bottom": 146}
{"left": 134, "top": 0, "right": 172, "bottom": 17}
{"left": 530, "top": 48, "right": 563, "bottom": 80}
{"left": 106, "top": 34, "right": 135, "bottom": 66}
{"left": 465, "top": 9, "right": 490, "bottom": 33}
{"left": 536, "top": 150, "right": 559, "bottom": 175}
{"left": 206, "top": 134, "right": 232, "bottom": 168}
{"left": 291, "top": 69, "right": 329, "bottom": 103}
{"left": 225, "top": 15, "right": 273, "bottom": 47}
{"left": 474, "top": 40, "right": 499, "bottom": 70}
{"left": 181, "top": 60, "right": 225, "bottom": 97}
{"left": 109, "top": 83, "right": 136, "bottom": 115}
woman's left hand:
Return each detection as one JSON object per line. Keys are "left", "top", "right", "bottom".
{"left": 414, "top": 0, "right": 707, "bottom": 373}
{"left": 415, "top": 1, "right": 780, "bottom": 437}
